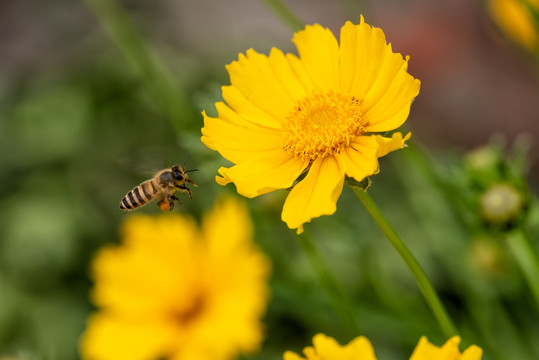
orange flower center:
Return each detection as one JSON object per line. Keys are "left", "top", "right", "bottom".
{"left": 171, "top": 294, "right": 206, "bottom": 327}
{"left": 282, "top": 91, "right": 366, "bottom": 161}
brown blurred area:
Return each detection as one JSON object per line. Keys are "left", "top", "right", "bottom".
{"left": 1, "top": 0, "right": 538, "bottom": 175}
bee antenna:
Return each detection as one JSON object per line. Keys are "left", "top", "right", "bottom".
{"left": 182, "top": 153, "right": 192, "bottom": 168}
{"left": 185, "top": 168, "right": 198, "bottom": 173}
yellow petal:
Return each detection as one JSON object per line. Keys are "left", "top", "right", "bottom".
{"left": 221, "top": 85, "right": 282, "bottom": 129}
{"left": 344, "top": 336, "right": 377, "bottom": 360}
{"left": 90, "top": 228, "right": 199, "bottom": 316}
{"left": 293, "top": 24, "right": 340, "bottom": 91}
{"left": 80, "top": 313, "right": 176, "bottom": 360}
{"left": 362, "top": 58, "right": 420, "bottom": 132}
{"left": 348, "top": 17, "right": 394, "bottom": 100}
{"left": 203, "top": 198, "right": 253, "bottom": 255}
{"left": 338, "top": 21, "right": 360, "bottom": 93}
{"left": 226, "top": 49, "right": 296, "bottom": 120}
{"left": 409, "top": 336, "right": 434, "bottom": 359}
{"left": 375, "top": 132, "right": 411, "bottom": 158}
{"left": 202, "top": 198, "right": 271, "bottom": 290}
{"left": 286, "top": 53, "right": 315, "bottom": 93}
{"left": 222, "top": 47, "right": 309, "bottom": 129}
{"left": 489, "top": 0, "right": 539, "bottom": 52}
{"left": 268, "top": 47, "right": 308, "bottom": 101}
{"left": 340, "top": 136, "right": 380, "bottom": 183}
{"left": 201, "top": 107, "right": 283, "bottom": 164}
{"left": 216, "top": 149, "right": 309, "bottom": 198}
{"left": 461, "top": 345, "right": 484, "bottom": 360}
{"left": 302, "top": 347, "right": 321, "bottom": 360}
{"left": 312, "top": 333, "right": 345, "bottom": 357}
{"left": 282, "top": 155, "right": 345, "bottom": 234}
{"left": 409, "top": 336, "right": 483, "bottom": 360}
{"left": 360, "top": 52, "right": 411, "bottom": 113}
{"left": 338, "top": 17, "right": 420, "bottom": 132}
{"left": 439, "top": 336, "right": 464, "bottom": 359}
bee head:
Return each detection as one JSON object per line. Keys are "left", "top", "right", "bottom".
{"left": 171, "top": 164, "right": 198, "bottom": 181}
{"left": 171, "top": 165, "right": 186, "bottom": 180}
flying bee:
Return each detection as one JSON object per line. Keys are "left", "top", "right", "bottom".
{"left": 120, "top": 158, "right": 198, "bottom": 212}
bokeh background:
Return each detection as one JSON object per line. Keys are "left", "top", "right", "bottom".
{"left": 1, "top": 0, "right": 539, "bottom": 359}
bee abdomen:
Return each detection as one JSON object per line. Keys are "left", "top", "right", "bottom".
{"left": 119, "top": 180, "right": 157, "bottom": 210}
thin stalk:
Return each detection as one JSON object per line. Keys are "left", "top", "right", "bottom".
{"left": 297, "top": 230, "right": 360, "bottom": 336}
{"left": 353, "top": 188, "right": 458, "bottom": 338}
{"left": 84, "top": 0, "right": 194, "bottom": 132}
{"left": 260, "top": 0, "right": 305, "bottom": 32}
{"left": 506, "top": 229, "right": 539, "bottom": 313}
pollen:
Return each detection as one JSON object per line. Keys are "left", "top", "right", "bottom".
{"left": 282, "top": 91, "right": 366, "bottom": 161}
{"left": 159, "top": 202, "right": 170, "bottom": 211}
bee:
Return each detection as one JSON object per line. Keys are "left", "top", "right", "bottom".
{"left": 120, "top": 158, "right": 198, "bottom": 212}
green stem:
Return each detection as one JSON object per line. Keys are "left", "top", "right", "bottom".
{"left": 506, "top": 229, "right": 539, "bottom": 312}
{"left": 260, "top": 0, "right": 305, "bottom": 32}
{"left": 353, "top": 188, "right": 458, "bottom": 338}
{"left": 84, "top": 0, "right": 195, "bottom": 132}
{"left": 297, "top": 230, "right": 360, "bottom": 336}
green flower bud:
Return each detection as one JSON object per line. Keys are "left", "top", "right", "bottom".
{"left": 479, "top": 183, "right": 523, "bottom": 226}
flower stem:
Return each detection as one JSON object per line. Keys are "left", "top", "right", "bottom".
{"left": 84, "top": 0, "right": 194, "bottom": 132}
{"left": 297, "top": 230, "right": 360, "bottom": 336}
{"left": 506, "top": 229, "right": 539, "bottom": 313}
{"left": 259, "top": 0, "right": 305, "bottom": 32}
{"left": 353, "top": 188, "right": 458, "bottom": 338}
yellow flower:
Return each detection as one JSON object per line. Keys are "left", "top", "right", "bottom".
{"left": 202, "top": 17, "right": 420, "bottom": 234}
{"left": 80, "top": 198, "right": 270, "bottom": 360}
{"left": 410, "top": 336, "right": 483, "bottom": 360}
{"left": 284, "top": 333, "right": 376, "bottom": 360}
{"left": 488, "top": 0, "right": 539, "bottom": 52}
{"left": 284, "top": 334, "right": 483, "bottom": 360}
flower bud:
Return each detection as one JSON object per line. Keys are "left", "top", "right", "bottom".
{"left": 479, "top": 183, "right": 523, "bottom": 226}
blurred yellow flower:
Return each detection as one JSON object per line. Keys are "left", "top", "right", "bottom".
{"left": 202, "top": 17, "right": 420, "bottom": 234}
{"left": 410, "top": 336, "right": 483, "bottom": 360}
{"left": 80, "top": 198, "right": 270, "bottom": 360}
{"left": 284, "top": 333, "right": 376, "bottom": 360}
{"left": 488, "top": 0, "right": 539, "bottom": 52}
{"left": 284, "top": 334, "right": 483, "bottom": 360}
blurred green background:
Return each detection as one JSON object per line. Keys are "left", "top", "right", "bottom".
{"left": 1, "top": 0, "right": 539, "bottom": 359}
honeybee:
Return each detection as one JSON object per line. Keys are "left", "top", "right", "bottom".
{"left": 120, "top": 159, "right": 198, "bottom": 212}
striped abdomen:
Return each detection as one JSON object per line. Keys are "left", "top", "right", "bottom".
{"left": 120, "top": 180, "right": 158, "bottom": 210}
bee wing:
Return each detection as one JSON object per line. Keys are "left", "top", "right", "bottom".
{"left": 118, "top": 145, "right": 166, "bottom": 177}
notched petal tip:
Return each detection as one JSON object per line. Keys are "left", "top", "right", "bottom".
{"left": 216, "top": 167, "right": 233, "bottom": 186}
{"left": 375, "top": 132, "right": 411, "bottom": 158}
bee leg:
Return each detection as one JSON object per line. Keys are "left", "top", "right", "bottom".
{"left": 169, "top": 195, "right": 182, "bottom": 210}
{"left": 176, "top": 185, "right": 193, "bottom": 199}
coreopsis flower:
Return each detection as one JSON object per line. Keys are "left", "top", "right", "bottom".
{"left": 80, "top": 198, "right": 270, "bottom": 360}
{"left": 284, "top": 333, "right": 376, "bottom": 360}
{"left": 488, "top": 0, "right": 539, "bottom": 52}
{"left": 202, "top": 17, "right": 420, "bottom": 233}
{"left": 284, "top": 333, "right": 483, "bottom": 360}
{"left": 410, "top": 336, "right": 483, "bottom": 360}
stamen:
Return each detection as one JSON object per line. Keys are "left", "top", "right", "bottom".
{"left": 283, "top": 91, "right": 365, "bottom": 161}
